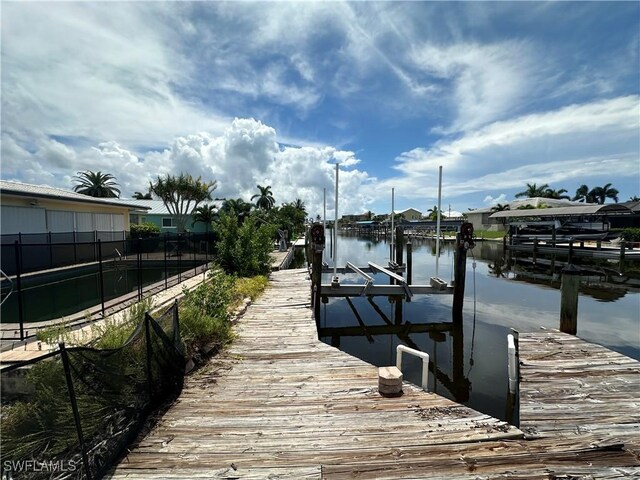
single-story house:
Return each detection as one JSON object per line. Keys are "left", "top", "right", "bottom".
{"left": 116, "top": 199, "right": 212, "bottom": 233}
{"left": 0, "top": 180, "right": 147, "bottom": 239}
{"left": 395, "top": 208, "right": 422, "bottom": 221}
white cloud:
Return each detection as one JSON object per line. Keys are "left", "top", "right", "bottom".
{"left": 384, "top": 95, "right": 640, "bottom": 204}
{"left": 483, "top": 194, "right": 508, "bottom": 206}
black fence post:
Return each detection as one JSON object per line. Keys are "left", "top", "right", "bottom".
{"left": 144, "top": 313, "right": 154, "bottom": 404}
{"left": 59, "top": 342, "right": 93, "bottom": 480}
{"left": 98, "top": 240, "right": 105, "bottom": 317}
{"left": 14, "top": 241, "right": 25, "bottom": 340}
{"left": 192, "top": 233, "right": 197, "bottom": 276}
{"left": 137, "top": 238, "right": 142, "bottom": 301}
{"left": 178, "top": 234, "right": 182, "bottom": 284}
{"left": 48, "top": 232, "right": 53, "bottom": 269}
{"left": 73, "top": 231, "right": 78, "bottom": 264}
{"left": 164, "top": 234, "right": 168, "bottom": 289}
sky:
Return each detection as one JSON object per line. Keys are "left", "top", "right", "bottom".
{"left": 2, "top": 2, "right": 639, "bottom": 218}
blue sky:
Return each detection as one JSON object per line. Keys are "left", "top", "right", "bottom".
{"left": 2, "top": 2, "right": 639, "bottom": 217}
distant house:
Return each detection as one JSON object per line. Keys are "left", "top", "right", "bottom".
{"left": 0, "top": 180, "right": 146, "bottom": 238}
{"left": 340, "top": 213, "right": 371, "bottom": 224}
{"left": 395, "top": 208, "right": 422, "bottom": 221}
{"left": 467, "top": 198, "right": 587, "bottom": 231}
{"left": 113, "top": 199, "right": 212, "bottom": 233}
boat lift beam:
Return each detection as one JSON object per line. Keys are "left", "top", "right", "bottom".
{"left": 368, "top": 262, "right": 413, "bottom": 298}
{"left": 345, "top": 262, "right": 374, "bottom": 296}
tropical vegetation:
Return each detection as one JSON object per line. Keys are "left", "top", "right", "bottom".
{"left": 150, "top": 173, "right": 216, "bottom": 232}
{"left": 251, "top": 184, "right": 276, "bottom": 211}
{"left": 73, "top": 171, "right": 121, "bottom": 198}
{"left": 511, "top": 182, "right": 623, "bottom": 204}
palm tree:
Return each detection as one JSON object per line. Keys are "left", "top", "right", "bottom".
{"left": 192, "top": 204, "right": 218, "bottom": 232}
{"left": 543, "top": 187, "right": 570, "bottom": 200}
{"left": 590, "top": 183, "right": 619, "bottom": 204}
{"left": 426, "top": 206, "right": 439, "bottom": 221}
{"left": 73, "top": 171, "right": 120, "bottom": 198}
{"left": 490, "top": 203, "right": 510, "bottom": 212}
{"left": 573, "top": 184, "right": 595, "bottom": 203}
{"left": 150, "top": 173, "right": 216, "bottom": 232}
{"left": 293, "top": 198, "right": 307, "bottom": 215}
{"left": 251, "top": 184, "right": 275, "bottom": 211}
{"left": 132, "top": 190, "right": 152, "bottom": 199}
{"left": 629, "top": 195, "right": 640, "bottom": 202}
{"left": 515, "top": 183, "right": 549, "bottom": 198}
{"left": 219, "top": 198, "right": 253, "bottom": 224}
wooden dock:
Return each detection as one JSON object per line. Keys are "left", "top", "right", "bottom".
{"left": 108, "top": 269, "right": 640, "bottom": 479}
{"left": 519, "top": 330, "right": 640, "bottom": 459}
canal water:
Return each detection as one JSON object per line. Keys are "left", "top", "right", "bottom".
{"left": 318, "top": 233, "right": 640, "bottom": 424}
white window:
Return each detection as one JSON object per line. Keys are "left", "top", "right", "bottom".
{"left": 162, "top": 217, "right": 175, "bottom": 228}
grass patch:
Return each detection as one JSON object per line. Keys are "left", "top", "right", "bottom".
{"left": 233, "top": 275, "right": 268, "bottom": 305}
{"left": 475, "top": 229, "right": 506, "bottom": 239}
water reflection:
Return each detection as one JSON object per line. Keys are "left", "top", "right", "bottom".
{"left": 318, "top": 234, "right": 640, "bottom": 423}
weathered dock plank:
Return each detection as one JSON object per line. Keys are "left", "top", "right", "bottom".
{"left": 519, "top": 330, "right": 640, "bottom": 459}
{"left": 107, "top": 271, "right": 640, "bottom": 478}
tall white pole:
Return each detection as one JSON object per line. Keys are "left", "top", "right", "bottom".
{"left": 391, "top": 188, "right": 395, "bottom": 263}
{"left": 435, "top": 165, "right": 443, "bottom": 278}
{"left": 323, "top": 187, "right": 327, "bottom": 256}
{"left": 333, "top": 164, "right": 339, "bottom": 278}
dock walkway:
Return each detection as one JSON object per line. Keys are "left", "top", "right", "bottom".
{"left": 519, "top": 330, "right": 640, "bottom": 459}
{"left": 109, "top": 269, "right": 640, "bottom": 479}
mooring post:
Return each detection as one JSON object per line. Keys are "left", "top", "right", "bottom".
{"left": 395, "top": 226, "right": 404, "bottom": 266}
{"left": 532, "top": 239, "right": 538, "bottom": 264}
{"left": 452, "top": 223, "right": 474, "bottom": 325}
{"left": 560, "top": 264, "right": 580, "bottom": 335}
{"left": 619, "top": 240, "right": 626, "bottom": 272}
{"left": 406, "top": 240, "right": 413, "bottom": 285}
{"left": 452, "top": 234, "right": 467, "bottom": 324}
{"left": 568, "top": 240, "right": 574, "bottom": 263}
{"left": 309, "top": 223, "right": 326, "bottom": 329}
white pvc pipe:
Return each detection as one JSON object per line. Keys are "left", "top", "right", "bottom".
{"left": 391, "top": 188, "right": 395, "bottom": 263}
{"left": 507, "top": 333, "right": 517, "bottom": 393}
{"left": 435, "top": 165, "right": 442, "bottom": 278}
{"left": 396, "top": 344, "right": 430, "bottom": 391}
{"left": 334, "top": 164, "right": 339, "bottom": 278}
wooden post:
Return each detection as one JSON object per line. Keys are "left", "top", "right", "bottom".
{"left": 452, "top": 233, "right": 467, "bottom": 325}
{"left": 532, "top": 239, "right": 538, "bottom": 264}
{"left": 619, "top": 240, "right": 626, "bottom": 272}
{"left": 568, "top": 240, "right": 574, "bottom": 263}
{"left": 560, "top": 264, "right": 580, "bottom": 335}
{"left": 311, "top": 249, "right": 323, "bottom": 327}
{"left": 406, "top": 240, "right": 413, "bottom": 285}
{"left": 395, "top": 226, "right": 404, "bottom": 266}
{"left": 551, "top": 225, "right": 557, "bottom": 248}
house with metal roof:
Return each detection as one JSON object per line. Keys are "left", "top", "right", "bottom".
{"left": 112, "top": 199, "right": 213, "bottom": 233}
{"left": 0, "top": 180, "right": 148, "bottom": 237}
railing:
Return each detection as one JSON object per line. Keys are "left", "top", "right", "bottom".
{"left": 1, "top": 233, "right": 215, "bottom": 340}
{"left": 0, "top": 302, "right": 184, "bottom": 480}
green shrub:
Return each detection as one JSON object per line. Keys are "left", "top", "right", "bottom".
{"left": 179, "top": 267, "right": 236, "bottom": 355}
{"left": 130, "top": 222, "right": 160, "bottom": 238}
{"left": 620, "top": 227, "right": 640, "bottom": 242}
{"left": 215, "top": 211, "right": 277, "bottom": 276}
{"left": 234, "top": 275, "right": 269, "bottom": 303}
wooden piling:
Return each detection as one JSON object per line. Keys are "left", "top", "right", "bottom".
{"left": 311, "top": 247, "right": 323, "bottom": 328}
{"left": 619, "top": 240, "right": 626, "bottom": 272}
{"left": 532, "top": 239, "right": 538, "bottom": 264}
{"left": 395, "top": 226, "right": 404, "bottom": 266}
{"left": 568, "top": 240, "right": 574, "bottom": 263}
{"left": 406, "top": 240, "right": 413, "bottom": 285}
{"left": 452, "top": 233, "right": 467, "bottom": 325}
{"left": 560, "top": 264, "right": 580, "bottom": 335}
